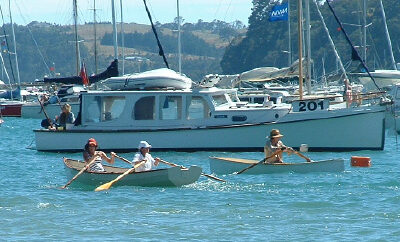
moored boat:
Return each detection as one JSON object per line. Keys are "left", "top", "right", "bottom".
{"left": 0, "top": 100, "right": 23, "bottom": 117}
{"left": 63, "top": 158, "right": 202, "bottom": 187}
{"left": 21, "top": 95, "right": 80, "bottom": 119}
{"left": 209, "top": 156, "right": 345, "bottom": 174}
{"left": 34, "top": 87, "right": 291, "bottom": 152}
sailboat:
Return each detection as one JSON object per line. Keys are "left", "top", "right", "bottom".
{"left": 0, "top": 0, "right": 25, "bottom": 117}
{"left": 32, "top": 0, "right": 386, "bottom": 152}
{"left": 42, "top": 0, "right": 119, "bottom": 85}
{"left": 349, "top": 0, "right": 400, "bottom": 90}
{"left": 20, "top": 0, "right": 119, "bottom": 119}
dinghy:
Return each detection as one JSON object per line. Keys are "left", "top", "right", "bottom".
{"left": 209, "top": 157, "right": 345, "bottom": 174}
{"left": 63, "top": 158, "right": 202, "bottom": 187}
{"left": 100, "top": 68, "right": 193, "bottom": 90}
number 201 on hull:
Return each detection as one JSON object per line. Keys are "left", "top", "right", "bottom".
{"left": 292, "top": 99, "right": 329, "bottom": 112}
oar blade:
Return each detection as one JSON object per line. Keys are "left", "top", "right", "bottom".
{"left": 95, "top": 181, "right": 113, "bottom": 192}
{"left": 201, "top": 173, "right": 226, "bottom": 182}
{"left": 94, "top": 162, "right": 144, "bottom": 192}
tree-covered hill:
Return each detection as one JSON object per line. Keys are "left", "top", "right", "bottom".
{"left": 0, "top": 19, "right": 244, "bottom": 84}
{"left": 221, "top": 0, "right": 400, "bottom": 79}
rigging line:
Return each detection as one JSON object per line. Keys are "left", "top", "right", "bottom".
{"left": 223, "top": 0, "right": 233, "bottom": 23}
{"left": 142, "top": 0, "right": 169, "bottom": 69}
{"left": 212, "top": 0, "right": 223, "bottom": 21}
{"left": 0, "top": 41, "right": 10, "bottom": 85}
{"left": 14, "top": 2, "right": 50, "bottom": 75}
{"left": 366, "top": 24, "right": 383, "bottom": 69}
{"left": 0, "top": 3, "right": 16, "bottom": 85}
{"left": 146, "top": 1, "right": 159, "bottom": 24}
{"left": 325, "top": 0, "right": 381, "bottom": 91}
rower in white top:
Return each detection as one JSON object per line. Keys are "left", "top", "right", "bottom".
{"left": 133, "top": 141, "right": 160, "bottom": 172}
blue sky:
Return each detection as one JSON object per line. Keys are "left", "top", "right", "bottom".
{"left": 4, "top": 0, "right": 253, "bottom": 26}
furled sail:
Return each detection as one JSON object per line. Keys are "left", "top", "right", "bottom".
{"left": 43, "top": 59, "right": 119, "bottom": 84}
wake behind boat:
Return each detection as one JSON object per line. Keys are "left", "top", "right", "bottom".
{"left": 63, "top": 158, "right": 202, "bottom": 187}
{"left": 209, "top": 156, "right": 345, "bottom": 175}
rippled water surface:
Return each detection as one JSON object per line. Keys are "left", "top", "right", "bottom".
{"left": 1, "top": 117, "right": 399, "bottom": 240}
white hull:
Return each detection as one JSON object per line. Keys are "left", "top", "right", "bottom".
{"left": 209, "top": 157, "right": 345, "bottom": 174}
{"left": 354, "top": 70, "right": 400, "bottom": 90}
{"left": 35, "top": 106, "right": 386, "bottom": 151}
{"left": 21, "top": 102, "right": 80, "bottom": 119}
{"left": 64, "top": 158, "right": 202, "bottom": 187}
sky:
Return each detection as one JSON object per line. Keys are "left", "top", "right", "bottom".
{"left": 2, "top": 0, "right": 253, "bottom": 26}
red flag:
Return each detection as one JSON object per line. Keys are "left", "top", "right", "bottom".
{"left": 49, "top": 66, "right": 55, "bottom": 71}
{"left": 80, "top": 62, "right": 89, "bottom": 86}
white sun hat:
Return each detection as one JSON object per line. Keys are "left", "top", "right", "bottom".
{"left": 138, "top": 141, "right": 152, "bottom": 149}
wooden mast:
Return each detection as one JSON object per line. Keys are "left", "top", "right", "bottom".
{"left": 297, "top": 0, "right": 303, "bottom": 100}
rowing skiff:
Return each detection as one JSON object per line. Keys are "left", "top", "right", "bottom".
{"left": 64, "top": 158, "right": 202, "bottom": 187}
{"left": 209, "top": 157, "right": 345, "bottom": 174}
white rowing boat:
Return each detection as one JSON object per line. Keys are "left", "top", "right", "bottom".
{"left": 209, "top": 156, "right": 345, "bottom": 174}
{"left": 64, "top": 158, "right": 202, "bottom": 187}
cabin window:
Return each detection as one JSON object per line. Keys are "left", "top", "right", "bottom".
{"left": 83, "top": 96, "right": 126, "bottom": 123}
{"left": 212, "top": 94, "right": 229, "bottom": 107}
{"left": 254, "top": 97, "right": 265, "bottom": 104}
{"left": 187, "top": 96, "right": 210, "bottom": 120}
{"left": 60, "top": 96, "right": 79, "bottom": 103}
{"left": 101, "top": 96, "right": 125, "bottom": 121}
{"left": 239, "top": 97, "right": 250, "bottom": 102}
{"left": 159, "top": 96, "right": 182, "bottom": 120}
{"left": 134, "top": 96, "right": 155, "bottom": 120}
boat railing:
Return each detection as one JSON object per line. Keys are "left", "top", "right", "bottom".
{"left": 347, "top": 91, "right": 388, "bottom": 107}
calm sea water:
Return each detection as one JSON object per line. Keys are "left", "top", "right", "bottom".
{"left": 1, "top": 117, "right": 399, "bottom": 241}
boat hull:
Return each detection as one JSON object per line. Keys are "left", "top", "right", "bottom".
{"left": 352, "top": 70, "right": 400, "bottom": 90}
{"left": 0, "top": 102, "right": 22, "bottom": 117}
{"left": 21, "top": 102, "right": 79, "bottom": 119}
{"left": 64, "top": 158, "right": 202, "bottom": 187}
{"left": 35, "top": 107, "right": 386, "bottom": 152}
{"left": 209, "top": 157, "right": 345, "bottom": 174}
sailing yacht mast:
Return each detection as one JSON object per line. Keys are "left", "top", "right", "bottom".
{"left": 120, "top": 0, "right": 125, "bottom": 75}
{"left": 73, "top": 0, "right": 81, "bottom": 75}
{"left": 297, "top": 0, "right": 303, "bottom": 100}
{"left": 111, "top": 0, "right": 118, "bottom": 60}
{"left": 92, "top": 0, "right": 98, "bottom": 74}
{"left": 8, "top": 0, "right": 20, "bottom": 86}
{"left": 379, "top": 0, "right": 396, "bottom": 70}
{"left": 304, "top": 0, "right": 311, "bottom": 94}
{"left": 313, "top": 0, "right": 347, "bottom": 79}
{"left": 362, "top": 0, "right": 367, "bottom": 62}
{"left": 177, "top": 0, "right": 182, "bottom": 73}
{"left": 288, "top": 0, "right": 291, "bottom": 66}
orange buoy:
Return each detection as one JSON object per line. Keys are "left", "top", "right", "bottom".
{"left": 351, "top": 156, "right": 371, "bottom": 167}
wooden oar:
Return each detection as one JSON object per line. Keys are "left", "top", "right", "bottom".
{"left": 289, "top": 148, "right": 312, "bottom": 162}
{"left": 37, "top": 96, "right": 54, "bottom": 127}
{"left": 113, "top": 154, "right": 226, "bottom": 183}
{"left": 94, "top": 161, "right": 145, "bottom": 192}
{"left": 159, "top": 159, "right": 226, "bottom": 183}
{"left": 61, "top": 155, "right": 99, "bottom": 189}
{"left": 236, "top": 149, "right": 284, "bottom": 174}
